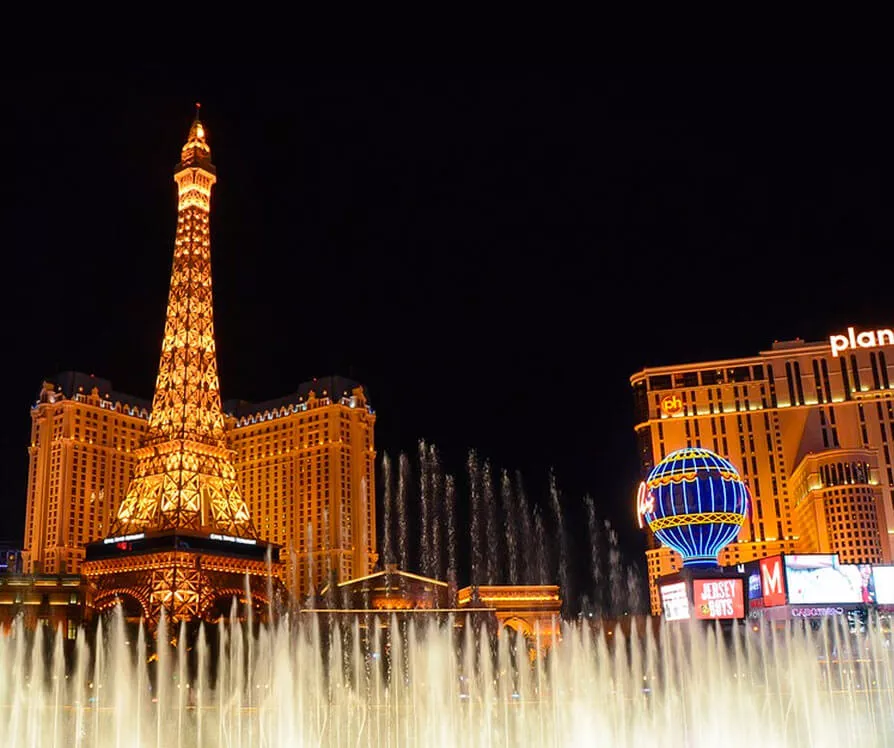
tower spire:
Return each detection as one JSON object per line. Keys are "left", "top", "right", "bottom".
{"left": 111, "top": 112, "right": 256, "bottom": 539}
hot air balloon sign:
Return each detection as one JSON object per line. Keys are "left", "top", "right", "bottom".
{"left": 637, "top": 446, "right": 749, "bottom": 567}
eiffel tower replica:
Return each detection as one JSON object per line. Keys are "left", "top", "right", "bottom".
{"left": 83, "top": 107, "right": 283, "bottom": 625}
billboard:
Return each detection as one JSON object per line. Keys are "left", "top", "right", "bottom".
{"left": 873, "top": 566, "right": 894, "bottom": 605}
{"left": 660, "top": 581, "right": 690, "bottom": 621}
{"left": 759, "top": 555, "right": 786, "bottom": 607}
{"left": 746, "top": 565, "right": 762, "bottom": 601}
{"left": 784, "top": 555, "right": 874, "bottom": 605}
{"left": 692, "top": 578, "right": 745, "bottom": 620}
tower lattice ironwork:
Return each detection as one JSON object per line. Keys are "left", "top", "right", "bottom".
{"left": 84, "top": 108, "right": 281, "bottom": 625}
{"left": 111, "top": 107, "right": 255, "bottom": 539}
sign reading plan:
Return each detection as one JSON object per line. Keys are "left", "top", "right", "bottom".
{"left": 829, "top": 326, "right": 894, "bottom": 357}
{"left": 692, "top": 578, "right": 745, "bottom": 620}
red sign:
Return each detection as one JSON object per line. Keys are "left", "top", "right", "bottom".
{"left": 692, "top": 578, "right": 745, "bottom": 620}
{"left": 759, "top": 555, "right": 786, "bottom": 607}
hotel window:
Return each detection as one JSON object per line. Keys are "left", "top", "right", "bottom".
{"left": 648, "top": 375, "right": 672, "bottom": 391}
{"left": 850, "top": 355, "right": 862, "bottom": 392}
{"left": 871, "top": 353, "right": 882, "bottom": 391}
{"left": 793, "top": 362, "right": 805, "bottom": 405}
{"left": 785, "top": 363, "right": 796, "bottom": 406}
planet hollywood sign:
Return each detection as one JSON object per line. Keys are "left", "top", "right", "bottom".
{"left": 829, "top": 326, "right": 894, "bottom": 357}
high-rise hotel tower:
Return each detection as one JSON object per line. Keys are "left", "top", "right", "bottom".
{"left": 632, "top": 327, "right": 894, "bottom": 614}
{"left": 23, "top": 112, "right": 377, "bottom": 603}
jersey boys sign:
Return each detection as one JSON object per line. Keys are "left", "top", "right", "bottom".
{"left": 693, "top": 578, "right": 745, "bottom": 620}
{"left": 830, "top": 326, "right": 894, "bottom": 357}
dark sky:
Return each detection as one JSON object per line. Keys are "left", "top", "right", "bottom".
{"left": 2, "top": 65, "right": 892, "bottom": 601}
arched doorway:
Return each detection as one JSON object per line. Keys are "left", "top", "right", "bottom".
{"left": 200, "top": 589, "right": 271, "bottom": 623}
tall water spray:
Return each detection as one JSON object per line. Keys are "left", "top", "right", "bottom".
{"left": 501, "top": 470, "right": 519, "bottom": 585}
{"left": 606, "top": 519, "right": 625, "bottom": 616}
{"left": 419, "top": 440, "right": 433, "bottom": 578}
{"left": 397, "top": 453, "right": 410, "bottom": 571}
{"left": 445, "top": 474, "right": 457, "bottom": 588}
{"left": 381, "top": 453, "right": 394, "bottom": 566}
{"left": 468, "top": 450, "right": 483, "bottom": 588}
{"left": 532, "top": 506, "right": 548, "bottom": 585}
{"left": 483, "top": 459, "right": 499, "bottom": 585}
{"left": 429, "top": 444, "right": 444, "bottom": 581}
{"left": 548, "top": 471, "right": 569, "bottom": 608}
{"left": 513, "top": 471, "right": 537, "bottom": 584}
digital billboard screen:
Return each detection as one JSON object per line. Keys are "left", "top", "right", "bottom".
{"left": 873, "top": 566, "right": 894, "bottom": 605}
{"left": 660, "top": 581, "right": 690, "bottom": 621}
{"left": 784, "top": 555, "right": 874, "bottom": 605}
{"left": 692, "top": 578, "right": 745, "bottom": 620}
{"left": 747, "top": 566, "right": 762, "bottom": 601}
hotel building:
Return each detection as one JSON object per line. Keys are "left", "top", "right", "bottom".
{"left": 24, "top": 375, "right": 376, "bottom": 600}
{"left": 631, "top": 329, "right": 894, "bottom": 614}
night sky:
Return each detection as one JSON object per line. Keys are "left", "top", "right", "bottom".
{"left": 2, "top": 66, "right": 892, "bottom": 601}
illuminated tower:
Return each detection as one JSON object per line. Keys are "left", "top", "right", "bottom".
{"left": 111, "top": 107, "right": 254, "bottom": 538}
{"left": 83, "top": 108, "right": 282, "bottom": 624}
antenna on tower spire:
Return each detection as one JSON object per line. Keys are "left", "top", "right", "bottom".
{"left": 194, "top": 101, "right": 201, "bottom": 121}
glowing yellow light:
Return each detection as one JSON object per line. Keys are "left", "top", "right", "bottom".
{"left": 196, "top": 125, "right": 204, "bottom": 138}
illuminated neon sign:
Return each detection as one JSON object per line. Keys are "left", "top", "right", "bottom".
{"left": 659, "top": 394, "right": 683, "bottom": 416}
{"left": 103, "top": 533, "right": 145, "bottom": 545}
{"left": 210, "top": 533, "right": 257, "bottom": 546}
{"left": 830, "top": 326, "right": 894, "bottom": 357}
{"left": 635, "top": 481, "right": 654, "bottom": 528}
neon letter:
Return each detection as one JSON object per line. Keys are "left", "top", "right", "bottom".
{"left": 830, "top": 334, "right": 849, "bottom": 357}
{"left": 857, "top": 330, "right": 878, "bottom": 348}
{"left": 762, "top": 559, "right": 782, "bottom": 596}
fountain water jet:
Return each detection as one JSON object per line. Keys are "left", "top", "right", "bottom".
{"left": 2, "top": 609, "right": 894, "bottom": 746}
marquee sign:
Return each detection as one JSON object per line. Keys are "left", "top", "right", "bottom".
{"left": 830, "top": 326, "right": 894, "bottom": 357}
{"left": 692, "top": 578, "right": 745, "bottom": 620}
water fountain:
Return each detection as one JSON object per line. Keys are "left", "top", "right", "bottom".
{"left": 2, "top": 607, "right": 894, "bottom": 746}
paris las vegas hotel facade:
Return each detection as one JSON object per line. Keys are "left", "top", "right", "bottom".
{"left": 633, "top": 328, "right": 894, "bottom": 614}
{"left": 23, "top": 373, "right": 376, "bottom": 600}
{"left": 21, "top": 118, "right": 376, "bottom": 601}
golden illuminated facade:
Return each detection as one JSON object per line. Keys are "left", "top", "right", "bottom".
{"left": 80, "top": 111, "right": 281, "bottom": 623}
{"left": 23, "top": 375, "right": 377, "bottom": 602}
{"left": 0, "top": 574, "right": 92, "bottom": 639}
{"left": 632, "top": 331, "right": 894, "bottom": 614}
{"left": 458, "top": 585, "right": 562, "bottom": 652}
{"left": 23, "top": 375, "right": 150, "bottom": 575}
{"left": 226, "top": 378, "right": 377, "bottom": 601}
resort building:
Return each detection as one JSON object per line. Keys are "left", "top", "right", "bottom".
{"left": 632, "top": 328, "right": 894, "bottom": 613}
